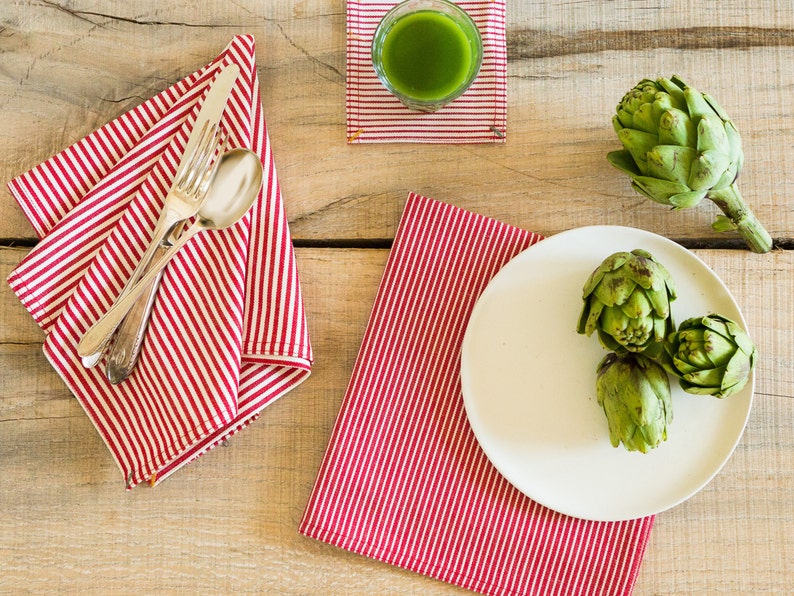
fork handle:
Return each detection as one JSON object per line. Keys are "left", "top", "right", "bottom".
{"left": 79, "top": 210, "right": 185, "bottom": 368}
{"left": 78, "top": 223, "right": 201, "bottom": 359}
{"left": 104, "top": 244, "right": 168, "bottom": 384}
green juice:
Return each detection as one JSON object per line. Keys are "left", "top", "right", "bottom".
{"left": 379, "top": 10, "right": 478, "bottom": 102}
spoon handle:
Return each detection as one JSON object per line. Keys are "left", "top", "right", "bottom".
{"left": 77, "top": 223, "right": 202, "bottom": 360}
{"left": 79, "top": 211, "right": 185, "bottom": 369}
{"left": 104, "top": 243, "right": 169, "bottom": 384}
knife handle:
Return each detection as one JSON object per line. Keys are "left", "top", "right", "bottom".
{"left": 104, "top": 244, "right": 169, "bottom": 384}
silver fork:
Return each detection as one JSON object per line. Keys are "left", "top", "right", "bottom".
{"left": 80, "top": 122, "right": 228, "bottom": 368}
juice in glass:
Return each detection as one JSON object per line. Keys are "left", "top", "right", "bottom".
{"left": 372, "top": 0, "right": 483, "bottom": 112}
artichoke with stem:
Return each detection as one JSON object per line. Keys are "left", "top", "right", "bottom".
{"left": 596, "top": 352, "right": 673, "bottom": 453}
{"left": 661, "top": 313, "right": 757, "bottom": 398}
{"left": 608, "top": 76, "right": 772, "bottom": 254}
{"left": 577, "top": 249, "right": 676, "bottom": 354}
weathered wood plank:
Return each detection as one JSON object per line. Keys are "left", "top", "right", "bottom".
{"left": 1, "top": 245, "right": 792, "bottom": 593}
{"left": 2, "top": 2, "right": 793, "bottom": 243}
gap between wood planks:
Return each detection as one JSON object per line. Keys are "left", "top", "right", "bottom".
{"left": 2, "top": 237, "right": 794, "bottom": 251}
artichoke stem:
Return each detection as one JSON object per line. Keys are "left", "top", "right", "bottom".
{"left": 707, "top": 184, "right": 773, "bottom": 253}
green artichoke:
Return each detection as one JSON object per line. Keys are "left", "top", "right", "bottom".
{"left": 608, "top": 76, "right": 772, "bottom": 254}
{"left": 577, "top": 249, "right": 676, "bottom": 354}
{"left": 596, "top": 352, "right": 673, "bottom": 453}
{"left": 661, "top": 313, "right": 756, "bottom": 398}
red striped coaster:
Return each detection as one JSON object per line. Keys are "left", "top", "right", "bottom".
{"left": 300, "top": 194, "right": 653, "bottom": 595}
{"left": 6, "top": 36, "right": 313, "bottom": 488}
{"left": 346, "top": 1, "right": 507, "bottom": 143}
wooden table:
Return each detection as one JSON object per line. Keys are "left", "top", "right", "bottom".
{"left": 2, "top": 1, "right": 792, "bottom": 593}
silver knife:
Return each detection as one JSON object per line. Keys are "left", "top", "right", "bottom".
{"left": 80, "top": 63, "right": 239, "bottom": 370}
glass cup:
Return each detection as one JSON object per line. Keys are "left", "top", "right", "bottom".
{"left": 371, "top": 0, "right": 483, "bottom": 112}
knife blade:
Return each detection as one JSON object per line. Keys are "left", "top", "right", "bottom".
{"left": 80, "top": 63, "right": 239, "bottom": 368}
{"left": 173, "top": 64, "right": 239, "bottom": 185}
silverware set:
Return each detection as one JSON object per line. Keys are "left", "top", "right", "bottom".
{"left": 77, "top": 64, "right": 264, "bottom": 383}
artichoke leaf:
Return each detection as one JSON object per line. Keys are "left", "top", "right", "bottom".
{"left": 697, "top": 314, "right": 730, "bottom": 335}
{"left": 606, "top": 149, "right": 641, "bottom": 176}
{"left": 619, "top": 289, "right": 653, "bottom": 319}
{"left": 656, "top": 77, "right": 688, "bottom": 110}
{"left": 631, "top": 177, "right": 690, "bottom": 204}
{"left": 703, "top": 92, "right": 732, "bottom": 122}
{"left": 672, "top": 354, "right": 700, "bottom": 375}
{"left": 697, "top": 114, "right": 730, "bottom": 154}
{"left": 593, "top": 271, "right": 637, "bottom": 307}
{"left": 683, "top": 85, "right": 719, "bottom": 125}
{"left": 632, "top": 102, "right": 658, "bottom": 134}
{"left": 658, "top": 108, "right": 696, "bottom": 147}
{"left": 713, "top": 164, "right": 739, "bottom": 190}
{"left": 668, "top": 190, "right": 708, "bottom": 208}
{"left": 582, "top": 253, "right": 630, "bottom": 295}
{"left": 724, "top": 121, "right": 743, "bottom": 165}
{"left": 646, "top": 144, "right": 697, "bottom": 185}
{"left": 703, "top": 330, "right": 736, "bottom": 366}
{"left": 615, "top": 110, "right": 634, "bottom": 130}
{"left": 646, "top": 280, "right": 673, "bottom": 318}
{"left": 617, "top": 128, "right": 659, "bottom": 174}
{"left": 721, "top": 352, "right": 752, "bottom": 396}
{"left": 680, "top": 382, "right": 719, "bottom": 396}
{"left": 652, "top": 94, "right": 675, "bottom": 123}
{"left": 730, "top": 323, "right": 757, "bottom": 358}
{"left": 652, "top": 317, "right": 669, "bottom": 344}
{"left": 597, "top": 328, "right": 626, "bottom": 353}
{"left": 688, "top": 149, "right": 731, "bottom": 191}
{"left": 683, "top": 366, "right": 728, "bottom": 389}
{"left": 578, "top": 298, "right": 604, "bottom": 336}
{"left": 712, "top": 214, "right": 738, "bottom": 232}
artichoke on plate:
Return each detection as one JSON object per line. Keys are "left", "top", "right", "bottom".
{"left": 596, "top": 352, "right": 673, "bottom": 453}
{"left": 608, "top": 76, "right": 772, "bottom": 254}
{"left": 577, "top": 249, "right": 676, "bottom": 354}
{"left": 661, "top": 313, "right": 757, "bottom": 398}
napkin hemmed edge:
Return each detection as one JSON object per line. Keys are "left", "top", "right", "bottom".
{"left": 7, "top": 178, "right": 48, "bottom": 239}
{"left": 44, "top": 326, "right": 314, "bottom": 488}
{"left": 151, "top": 366, "right": 312, "bottom": 487}
{"left": 297, "top": 521, "right": 506, "bottom": 595}
{"left": 6, "top": 268, "right": 55, "bottom": 331}
{"left": 299, "top": 515, "right": 655, "bottom": 596}
{"left": 42, "top": 339, "right": 238, "bottom": 488}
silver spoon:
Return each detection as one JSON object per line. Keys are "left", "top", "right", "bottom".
{"left": 77, "top": 148, "right": 263, "bottom": 362}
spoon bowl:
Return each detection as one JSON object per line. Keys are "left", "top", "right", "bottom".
{"left": 78, "top": 148, "right": 264, "bottom": 359}
{"left": 195, "top": 147, "right": 263, "bottom": 229}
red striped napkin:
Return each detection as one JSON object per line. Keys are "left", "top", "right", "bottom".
{"left": 346, "top": 0, "right": 507, "bottom": 143}
{"left": 6, "top": 35, "right": 313, "bottom": 489}
{"left": 300, "top": 194, "right": 653, "bottom": 595}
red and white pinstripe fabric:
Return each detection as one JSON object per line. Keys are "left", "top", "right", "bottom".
{"left": 300, "top": 193, "right": 654, "bottom": 595}
{"left": 6, "top": 36, "right": 313, "bottom": 489}
{"left": 346, "top": 0, "right": 507, "bottom": 143}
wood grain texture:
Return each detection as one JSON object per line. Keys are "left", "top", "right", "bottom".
{"left": 2, "top": 246, "right": 793, "bottom": 594}
{"left": 2, "top": 1, "right": 794, "bottom": 244}
{"left": 2, "top": 0, "right": 794, "bottom": 593}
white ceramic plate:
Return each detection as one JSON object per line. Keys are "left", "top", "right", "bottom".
{"left": 460, "top": 226, "right": 754, "bottom": 521}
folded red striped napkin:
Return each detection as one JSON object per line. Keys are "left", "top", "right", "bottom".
{"left": 300, "top": 193, "right": 653, "bottom": 595}
{"left": 6, "top": 35, "right": 313, "bottom": 488}
{"left": 346, "top": 0, "right": 507, "bottom": 143}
